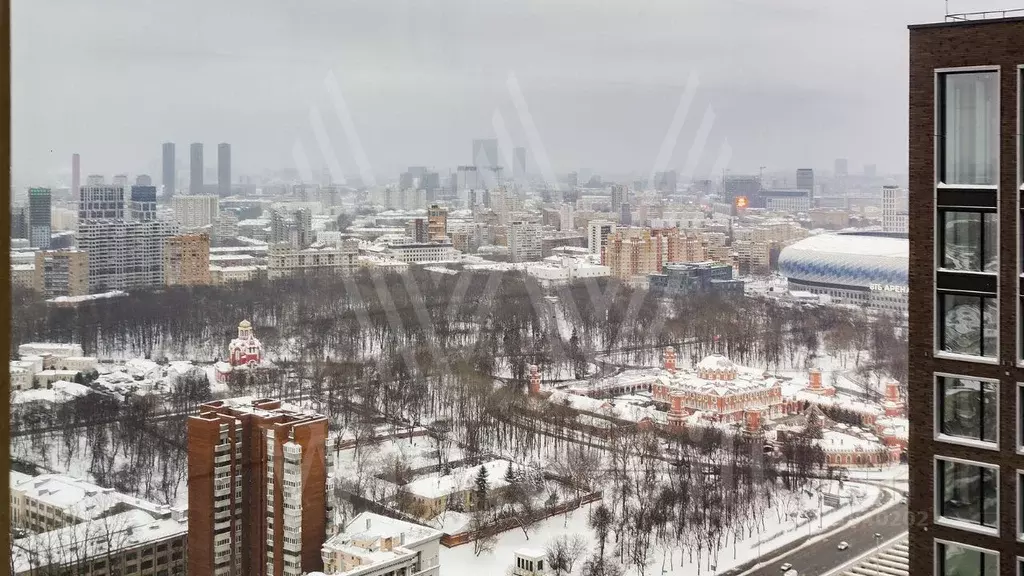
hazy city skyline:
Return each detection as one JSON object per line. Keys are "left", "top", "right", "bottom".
{"left": 12, "top": 0, "right": 1002, "bottom": 187}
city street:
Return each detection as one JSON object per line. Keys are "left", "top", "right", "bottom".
{"left": 734, "top": 497, "right": 907, "bottom": 576}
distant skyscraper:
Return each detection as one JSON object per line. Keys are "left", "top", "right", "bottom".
{"left": 218, "top": 143, "right": 231, "bottom": 197}
{"left": 611, "top": 184, "right": 627, "bottom": 213}
{"left": 620, "top": 202, "right": 632, "bottom": 226}
{"left": 723, "top": 175, "right": 760, "bottom": 202}
{"left": 834, "top": 158, "right": 848, "bottom": 177}
{"left": 11, "top": 205, "right": 28, "bottom": 239}
{"left": 28, "top": 187, "right": 52, "bottom": 249}
{"left": 472, "top": 139, "right": 500, "bottom": 169}
{"left": 568, "top": 172, "right": 579, "bottom": 190}
{"left": 71, "top": 154, "right": 80, "bottom": 202}
{"left": 796, "top": 168, "right": 815, "bottom": 200}
{"left": 130, "top": 186, "right": 158, "bottom": 221}
{"left": 136, "top": 174, "right": 152, "bottom": 186}
{"left": 112, "top": 174, "right": 129, "bottom": 187}
{"left": 654, "top": 171, "right": 677, "bottom": 194}
{"left": 86, "top": 174, "right": 104, "bottom": 186}
{"left": 79, "top": 186, "right": 126, "bottom": 220}
{"left": 513, "top": 147, "right": 526, "bottom": 180}
{"left": 190, "top": 143, "right": 204, "bottom": 195}
{"left": 162, "top": 142, "right": 176, "bottom": 200}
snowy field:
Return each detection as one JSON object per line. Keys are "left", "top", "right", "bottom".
{"left": 441, "top": 483, "right": 886, "bottom": 575}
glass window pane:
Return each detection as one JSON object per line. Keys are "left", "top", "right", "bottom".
{"left": 940, "top": 542, "right": 998, "bottom": 576}
{"left": 941, "top": 212, "right": 997, "bottom": 272}
{"left": 939, "top": 377, "right": 997, "bottom": 442}
{"left": 938, "top": 459, "right": 998, "bottom": 528}
{"left": 942, "top": 294, "right": 986, "bottom": 356}
{"left": 943, "top": 72, "right": 999, "bottom": 186}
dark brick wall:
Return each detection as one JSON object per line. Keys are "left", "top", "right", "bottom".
{"left": 908, "top": 17, "right": 1024, "bottom": 576}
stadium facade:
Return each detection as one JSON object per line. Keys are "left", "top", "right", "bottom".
{"left": 777, "top": 231, "right": 907, "bottom": 314}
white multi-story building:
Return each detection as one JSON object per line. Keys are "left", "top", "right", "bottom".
{"left": 558, "top": 203, "right": 575, "bottom": 231}
{"left": 587, "top": 220, "right": 616, "bottom": 255}
{"left": 267, "top": 240, "right": 359, "bottom": 280}
{"left": 77, "top": 219, "right": 180, "bottom": 292}
{"left": 320, "top": 512, "right": 443, "bottom": 576}
{"left": 507, "top": 221, "right": 542, "bottom": 262}
{"left": 526, "top": 256, "right": 610, "bottom": 286}
{"left": 18, "top": 342, "right": 85, "bottom": 359}
{"left": 10, "top": 508, "right": 188, "bottom": 576}
{"left": 9, "top": 472, "right": 169, "bottom": 532}
{"left": 172, "top": 195, "right": 220, "bottom": 230}
{"left": 881, "top": 185, "right": 908, "bottom": 234}
{"left": 388, "top": 242, "right": 458, "bottom": 264}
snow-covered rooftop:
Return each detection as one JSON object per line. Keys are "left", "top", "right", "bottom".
{"left": 10, "top": 473, "right": 167, "bottom": 520}
{"left": 404, "top": 459, "right": 513, "bottom": 500}
{"left": 10, "top": 509, "right": 186, "bottom": 574}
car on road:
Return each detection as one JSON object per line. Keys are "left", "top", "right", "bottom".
{"left": 779, "top": 563, "right": 793, "bottom": 572}
{"left": 837, "top": 541, "right": 849, "bottom": 551}
{"left": 784, "top": 570, "right": 798, "bottom": 576}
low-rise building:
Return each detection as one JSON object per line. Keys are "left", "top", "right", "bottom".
{"left": 10, "top": 508, "right": 187, "bottom": 576}
{"left": 319, "top": 512, "right": 443, "bottom": 576}
{"left": 403, "top": 459, "right": 513, "bottom": 518}
{"left": 210, "top": 265, "right": 261, "bottom": 284}
{"left": 648, "top": 261, "right": 744, "bottom": 296}
{"left": 268, "top": 239, "right": 359, "bottom": 279}
{"left": 388, "top": 242, "right": 459, "bottom": 264}
{"left": 526, "top": 256, "right": 610, "bottom": 287}
{"left": 11, "top": 264, "right": 35, "bottom": 290}
{"left": 9, "top": 472, "right": 169, "bottom": 532}
{"left": 18, "top": 342, "right": 85, "bottom": 359}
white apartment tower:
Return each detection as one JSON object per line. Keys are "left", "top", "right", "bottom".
{"left": 173, "top": 195, "right": 221, "bottom": 230}
{"left": 881, "top": 185, "right": 909, "bottom": 234}
{"left": 588, "top": 220, "right": 617, "bottom": 255}
{"left": 507, "top": 221, "right": 542, "bottom": 262}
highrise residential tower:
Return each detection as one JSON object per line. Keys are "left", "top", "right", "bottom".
{"left": 795, "top": 168, "right": 814, "bottom": 200}
{"left": 187, "top": 396, "right": 328, "bottom": 576}
{"left": 191, "top": 143, "right": 204, "bottom": 195}
{"left": 218, "top": 143, "right": 231, "bottom": 197}
{"left": 28, "top": 187, "right": 51, "bottom": 249}
{"left": 907, "top": 14, "right": 1024, "bottom": 576}
{"left": 71, "top": 153, "right": 80, "bottom": 202}
{"left": 163, "top": 142, "right": 176, "bottom": 199}
{"left": 513, "top": 146, "right": 526, "bottom": 180}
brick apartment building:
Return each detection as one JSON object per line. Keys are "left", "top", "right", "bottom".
{"left": 164, "top": 232, "right": 212, "bottom": 286}
{"left": 908, "top": 13, "right": 1024, "bottom": 576}
{"left": 187, "top": 398, "right": 329, "bottom": 576}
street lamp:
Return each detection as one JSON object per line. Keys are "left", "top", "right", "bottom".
{"left": 873, "top": 532, "right": 883, "bottom": 575}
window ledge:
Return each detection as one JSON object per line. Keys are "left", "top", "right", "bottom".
{"left": 935, "top": 434, "right": 999, "bottom": 451}
{"left": 935, "top": 517, "right": 999, "bottom": 537}
{"left": 934, "top": 351, "right": 999, "bottom": 365}
{"left": 937, "top": 183, "right": 998, "bottom": 190}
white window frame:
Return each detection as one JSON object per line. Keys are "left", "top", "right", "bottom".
{"left": 1018, "top": 383, "right": 1024, "bottom": 455}
{"left": 933, "top": 454, "right": 1000, "bottom": 537}
{"left": 933, "top": 372, "right": 1000, "bottom": 450}
{"left": 933, "top": 65, "right": 1001, "bottom": 367}
{"left": 935, "top": 538, "right": 999, "bottom": 576}
{"left": 1019, "top": 472, "right": 1024, "bottom": 543}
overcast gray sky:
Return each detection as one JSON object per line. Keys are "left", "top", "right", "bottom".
{"left": 12, "top": 0, "right": 1006, "bottom": 187}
